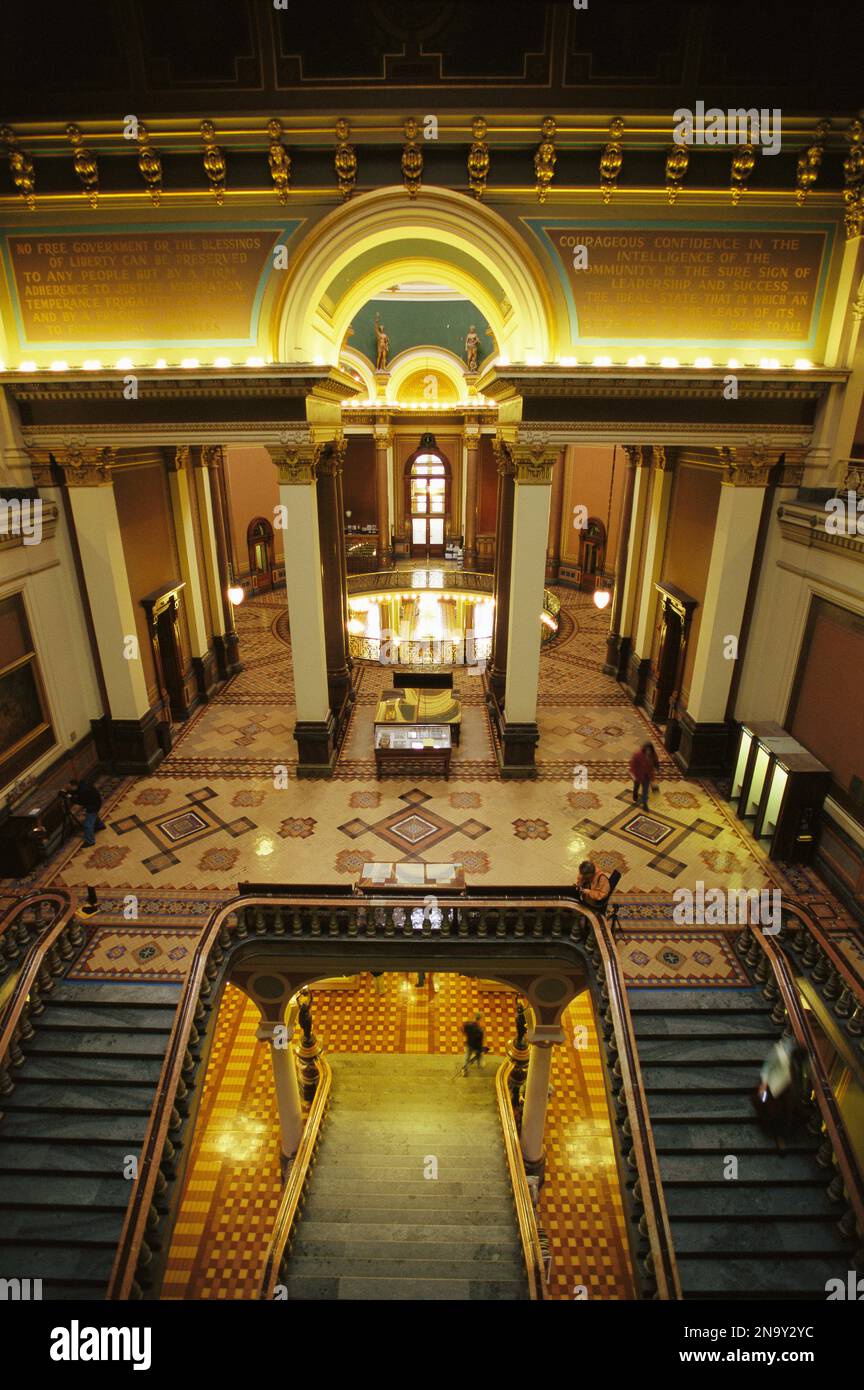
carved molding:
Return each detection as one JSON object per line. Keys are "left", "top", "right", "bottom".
{"left": 0, "top": 125, "right": 35, "bottom": 209}
{"left": 467, "top": 117, "right": 490, "bottom": 199}
{"left": 136, "top": 123, "right": 162, "bottom": 206}
{"left": 534, "top": 117, "right": 556, "bottom": 203}
{"left": 267, "top": 118, "right": 291, "bottom": 204}
{"left": 335, "top": 118, "right": 357, "bottom": 200}
{"left": 200, "top": 120, "right": 227, "bottom": 205}
{"left": 59, "top": 439, "right": 115, "bottom": 486}
{"left": 600, "top": 117, "right": 624, "bottom": 204}
{"left": 66, "top": 124, "right": 98, "bottom": 208}
{"left": 401, "top": 117, "right": 423, "bottom": 198}
{"left": 269, "top": 430, "right": 317, "bottom": 485}
{"left": 201, "top": 444, "right": 225, "bottom": 471}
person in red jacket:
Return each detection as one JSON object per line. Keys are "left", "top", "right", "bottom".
{"left": 629, "top": 741, "right": 659, "bottom": 809}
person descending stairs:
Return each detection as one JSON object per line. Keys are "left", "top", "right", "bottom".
{"left": 281, "top": 1053, "right": 529, "bottom": 1300}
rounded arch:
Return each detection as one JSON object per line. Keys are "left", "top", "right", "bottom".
{"left": 272, "top": 186, "right": 555, "bottom": 366}
{"left": 386, "top": 347, "right": 467, "bottom": 405}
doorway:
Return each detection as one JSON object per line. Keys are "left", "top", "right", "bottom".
{"left": 406, "top": 435, "right": 450, "bottom": 558}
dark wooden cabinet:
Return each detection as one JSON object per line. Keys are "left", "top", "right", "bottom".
{"left": 0, "top": 785, "right": 65, "bottom": 878}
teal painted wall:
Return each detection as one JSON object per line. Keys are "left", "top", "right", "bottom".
{"left": 348, "top": 298, "right": 491, "bottom": 364}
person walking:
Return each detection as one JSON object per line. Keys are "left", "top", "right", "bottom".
{"left": 629, "top": 741, "right": 659, "bottom": 809}
{"left": 753, "top": 1034, "right": 808, "bottom": 1152}
{"left": 67, "top": 777, "right": 105, "bottom": 847}
{"left": 460, "top": 1014, "right": 486, "bottom": 1076}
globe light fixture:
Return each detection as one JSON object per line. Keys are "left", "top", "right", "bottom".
{"left": 593, "top": 585, "right": 612, "bottom": 610}
{"left": 227, "top": 585, "right": 245, "bottom": 606}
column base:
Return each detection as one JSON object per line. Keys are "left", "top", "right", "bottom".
{"left": 603, "top": 632, "right": 631, "bottom": 680}
{"left": 192, "top": 650, "right": 220, "bottom": 703}
{"left": 522, "top": 1151, "right": 546, "bottom": 1183}
{"left": 294, "top": 716, "right": 337, "bottom": 778}
{"left": 624, "top": 651, "right": 650, "bottom": 704}
{"left": 672, "top": 709, "right": 730, "bottom": 775}
{"left": 91, "top": 710, "right": 167, "bottom": 775}
{"left": 497, "top": 720, "right": 539, "bottom": 778}
{"left": 463, "top": 547, "right": 477, "bottom": 570}
{"left": 377, "top": 545, "right": 394, "bottom": 568}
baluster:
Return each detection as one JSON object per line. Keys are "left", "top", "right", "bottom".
{"left": 0, "top": 1063, "right": 13, "bottom": 1094}
{"left": 735, "top": 925, "right": 754, "bottom": 956}
{"left": 169, "top": 1105, "right": 184, "bottom": 1134}
{"left": 253, "top": 907, "right": 266, "bottom": 935}
{"left": 801, "top": 936, "right": 820, "bottom": 969}
{"left": 236, "top": 908, "right": 250, "bottom": 939}
{"left": 512, "top": 908, "right": 525, "bottom": 938}
{"left": 28, "top": 981, "right": 44, "bottom": 1016}
{"left": 309, "top": 909, "right": 322, "bottom": 937}
{"left": 531, "top": 911, "right": 544, "bottom": 939}
{"left": 457, "top": 910, "right": 469, "bottom": 938}
{"left": 812, "top": 951, "right": 830, "bottom": 983}
{"left": 291, "top": 909, "right": 303, "bottom": 936}
{"left": 2, "top": 932, "right": 21, "bottom": 963}
{"left": 182, "top": 1048, "right": 196, "bottom": 1076}
{"left": 833, "top": 988, "right": 854, "bottom": 1020}
{"left": 822, "top": 966, "right": 842, "bottom": 1000}
{"left": 770, "top": 999, "right": 787, "bottom": 1026}
{"left": 67, "top": 918, "right": 85, "bottom": 947}
{"left": 550, "top": 908, "right": 563, "bottom": 937}
{"left": 347, "top": 908, "right": 359, "bottom": 937}
{"left": 219, "top": 924, "right": 233, "bottom": 950}
{"left": 274, "top": 907, "right": 287, "bottom": 936}
{"left": 753, "top": 955, "right": 771, "bottom": 985}
{"left": 826, "top": 1171, "right": 845, "bottom": 1203}
{"left": 384, "top": 910, "right": 396, "bottom": 937}
{"left": 17, "top": 1004, "right": 35, "bottom": 1042}
{"left": 365, "top": 909, "right": 377, "bottom": 938}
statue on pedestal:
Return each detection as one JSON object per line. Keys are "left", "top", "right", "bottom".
{"left": 374, "top": 315, "right": 390, "bottom": 371}
{"left": 464, "top": 324, "right": 480, "bottom": 373}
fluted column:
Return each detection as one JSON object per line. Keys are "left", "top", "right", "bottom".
{"left": 463, "top": 422, "right": 480, "bottom": 569}
{"left": 545, "top": 445, "right": 566, "bottom": 581}
{"left": 487, "top": 437, "right": 516, "bottom": 709}
{"left": 603, "top": 445, "right": 639, "bottom": 677}
{"left": 257, "top": 1021, "right": 303, "bottom": 1161}
{"left": 202, "top": 445, "right": 242, "bottom": 678}
{"left": 316, "top": 437, "right": 352, "bottom": 717}
{"left": 374, "top": 425, "right": 393, "bottom": 567}
{"left": 520, "top": 1023, "right": 565, "bottom": 1179}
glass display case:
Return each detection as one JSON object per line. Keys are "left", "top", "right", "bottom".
{"left": 374, "top": 722, "right": 452, "bottom": 779}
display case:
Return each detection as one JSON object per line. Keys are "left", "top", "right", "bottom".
{"left": 753, "top": 749, "right": 831, "bottom": 862}
{"left": 738, "top": 730, "right": 800, "bottom": 821}
{"left": 374, "top": 723, "right": 452, "bottom": 779}
{"left": 730, "top": 720, "right": 786, "bottom": 811}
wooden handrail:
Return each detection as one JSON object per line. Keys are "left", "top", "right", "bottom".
{"left": 258, "top": 1056, "right": 333, "bottom": 1299}
{"left": 0, "top": 890, "right": 76, "bottom": 1053}
{"left": 749, "top": 927, "right": 864, "bottom": 1242}
{"left": 779, "top": 895, "right": 864, "bottom": 1000}
{"left": 494, "top": 1058, "right": 546, "bottom": 1300}
{"left": 592, "top": 916, "right": 682, "bottom": 1300}
{"left": 109, "top": 891, "right": 679, "bottom": 1300}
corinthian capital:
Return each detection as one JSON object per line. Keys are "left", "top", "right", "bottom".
{"left": 59, "top": 439, "right": 115, "bottom": 486}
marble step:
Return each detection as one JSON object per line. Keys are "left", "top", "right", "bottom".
{"left": 294, "top": 1220, "right": 520, "bottom": 1245}
{"left": 298, "top": 1159, "right": 511, "bottom": 1184}
{"left": 0, "top": 1206, "right": 123, "bottom": 1246}
{"left": 0, "top": 1081, "right": 155, "bottom": 1113}
{"left": 0, "top": 1241, "right": 113, "bottom": 1285}
{"left": 0, "top": 1174, "right": 130, "bottom": 1210}
{"left": 280, "top": 1274, "right": 527, "bottom": 1301}
{"left": 652, "top": 1122, "right": 818, "bottom": 1152}
{"left": 292, "top": 1235, "right": 522, "bottom": 1263}
{"left": 0, "top": 1110, "right": 149, "bottom": 1143}
{"left": 642, "top": 1092, "right": 758, "bottom": 1121}
{"left": 27, "top": 1029, "right": 170, "bottom": 1057}
{"left": 641, "top": 1064, "right": 757, "bottom": 1091}
{"left": 300, "top": 1193, "right": 516, "bottom": 1222}
{"left": 36, "top": 1004, "right": 177, "bottom": 1032}
{"left": 635, "top": 1038, "right": 768, "bottom": 1064}
{"left": 670, "top": 1219, "right": 849, "bottom": 1257}
{"left": 49, "top": 981, "right": 180, "bottom": 1006}
{"left": 678, "top": 1255, "right": 849, "bottom": 1298}
{"left": 296, "top": 1178, "right": 513, "bottom": 1200}
{"left": 11, "top": 1055, "right": 163, "bottom": 1084}
{"left": 658, "top": 1152, "right": 823, "bottom": 1184}
{"left": 285, "top": 1252, "right": 523, "bottom": 1283}
{"left": 627, "top": 988, "right": 769, "bottom": 1012}
{"left": 665, "top": 1185, "right": 840, "bottom": 1221}
{"left": 0, "top": 1140, "right": 137, "bottom": 1176}
{"left": 323, "top": 1118, "right": 502, "bottom": 1140}
{"left": 632, "top": 1012, "right": 777, "bottom": 1038}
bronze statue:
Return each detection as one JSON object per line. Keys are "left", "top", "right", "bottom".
{"left": 374, "top": 314, "right": 390, "bottom": 371}
{"left": 464, "top": 324, "right": 480, "bottom": 372}
{"left": 297, "top": 991, "right": 313, "bottom": 1046}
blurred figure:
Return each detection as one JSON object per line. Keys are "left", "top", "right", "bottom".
{"left": 67, "top": 777, "right": 105, "bottom": 847}
{"left": 460, "top": 1015, "right": 486, "bottom": 1075}
{"left": 629, "top": 742, "right": 659, "bottom": 809}
{"left": 370, "top": 971, "right": 387, "bottom": 995}
{"left": 753, "top": 1034, "right": 808, "bottom": 1152}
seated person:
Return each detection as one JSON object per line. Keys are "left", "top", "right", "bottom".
{"left": 576, "top": 859, "right": 611, "bottom": 907}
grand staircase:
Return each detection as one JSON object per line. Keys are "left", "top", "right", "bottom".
{"left": 0, "top": 978, "right": 180, "bottom": 1299}
{"left": 283, "top": 1053, "right": 529, "bottom": 1300}
{"left": 629, "top": 986, "right": 854, "bottom": 1298}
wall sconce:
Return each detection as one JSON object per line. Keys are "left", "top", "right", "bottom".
{"left": 227, "top": 585, "right": 245, "bottom": 606}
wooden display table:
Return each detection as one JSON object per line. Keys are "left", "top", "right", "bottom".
{"left": 375, "top": 688, "right": 461, "bottom": 745}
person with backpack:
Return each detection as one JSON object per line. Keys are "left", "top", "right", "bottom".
{"left": 460, "top": 1015, "right": 486, "bottom": 1075}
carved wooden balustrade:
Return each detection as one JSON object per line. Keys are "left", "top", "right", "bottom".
{"left": 0, "top": 890, "right": 80, "bottom": 1094}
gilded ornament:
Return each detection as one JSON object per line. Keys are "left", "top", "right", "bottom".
{"left": 66, "top": 124, "right": 98, "bottom": 208}
{"left": 335, "top": 117, "right": 357, "bottom": 200}
{"left": 467, "top": 117, "right": 490, "bottom": 199}
{"left": 600, "top": 117, "right": 624, "bottom": 204}
{"left": 402, "top": 117, "right": 423, "bottom": 198}
{"left": 730, "top": 143, "right": 756, "bottom": 205}
{"left": 267, "top": 118, "right": 291, "bottom": 204}
{"left": 795, "top": 120, "right": 830, "bottom": 206}
{"left": 200, "top": 120, "right": 227, "bottom": 205}
{"left": 136, "top": 123, "right": 162, "bottom": 205}
{"left": 0, "top": 127, "right": 35, "bottom": 209}
{"left": 843, "top": 120, "right": 864, "bottom": 240}
{"left": 534, "top": 117, "right": 557, "bottom": 202}
{"left": 665, "top": 143, "right": 688, "bottom": 205}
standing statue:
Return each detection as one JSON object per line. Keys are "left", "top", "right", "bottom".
{"left": 374, "top": 314, "right": 390, "bottom": 371}
{"left": 297, "top": 991, "right": 314, "bottom": 1047}
{"left": 464, "top": 324, "right": 480, "bottom": 373}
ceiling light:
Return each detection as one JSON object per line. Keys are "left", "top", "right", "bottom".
{"left": 759, "top": 358, "right": 780, "bottom": 370}
{"left": 115, "top": 356, "right": 134, "bottom": 370}
{"left": 660, "top": 357, "right": 679, "bottom": 369}
{"left": 214, "top": 357, "right": 232, "bottom": 368}
{"left": 793, "top": 359, "right": 813, "bottom": 370}
{"left": 593, "top": 356, "right": 612, "bottom": 367}
{"left": 694, "top": 357, "right": 713, "bottom": 369}
{"left": 82, "top": 359, "right": 102, "bottom": 371}
{"left": 18, "top": 361, "right": 38, "bottom": 371}
{"left": 50, "top": 360, "right": 69, "bottom": 371}
{"left": 246, "top": 356, "right": 265, "bottom": 368}
{"left": 626, "top": 355, "right": 646, "bottom": 368}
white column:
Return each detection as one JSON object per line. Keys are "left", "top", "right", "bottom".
{"left": 272, "top": 445, "right": 330, "bottom": 724}
{"left": 168, "top": 452, "right": 209, "bottom": 659}
{"left": 686, "top": 474, "right": 766, "bottom": 725}
{"left": 0, "top": 388, "right": 33, "bottom": 487}
{"left": 520, "top": 1023, "right": 564, "bottom": 1170}
{"left": 632, "top": 450, "right": 675, "bottom": 659}
{"left": 257, "top": 1022, "right": 303, "bottom": 1159}
{"left": 617, "top": 452, "right": 652, "bottom": 641}
{"left": 504, "top": 452, "right": 554, "bottom": 724}
{"left": 66, "top": 455, "right": 150, "bottom": 721}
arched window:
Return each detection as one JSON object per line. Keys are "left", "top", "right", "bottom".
{"left": 404, "top": 433, "right": 451, "bottom": 558}
{"left": 247, "top": 517, "right": 274, "bottom": 578}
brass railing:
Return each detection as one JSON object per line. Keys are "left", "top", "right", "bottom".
{"left": 108, "top": 891, "right": 680, "bottom": 1302}
{"left": 258, "top": 1055, "right": 333, "bottom": 1300}
{"left": 495, "top": 1058, "right": 547, "bottom": 1300}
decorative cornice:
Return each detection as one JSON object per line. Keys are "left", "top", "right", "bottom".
{"left": 467, "top": 117, "right": 490, "bottom": 199}
{"left": 777, "top": 502, "right": 864, "bottom": 559}
{"left": 401, "top": 117, "right": 423, "bottom": 198}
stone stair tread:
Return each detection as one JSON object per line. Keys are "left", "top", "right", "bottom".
{"left": 0, "top": 1111, "right": 149, "bottom": 1143}
{"left": 0, "top": 1174, "right": 131, "bottom": 1209}
{"left": 0, "top": 1082, "right": 155, "bottom": 1112}
{"left": 665, "top": 1186, "right": 841, "bottom": 1220}
{"left": 627, "top": 988, "right": 769, "bottom": 1012}
{"left": 300, "top": 1197, "right": 516, "bottom": 1221}
{"left": 677, "top": 1255, "right": 848, "bottom": 1296}
{"left": 286, "top": 1253, "right": 520, "bottom": 1280}
{"left": 297, "top": 1178, "right": 513, "bottom": 1198}
{"left": 282, "top": 1274, "right": 527, "bottom": 1301}
{"left": 0, "top": 1241, "right": 114, "bottom": 1283}
{"left": 636, "top": 1038, "right": 768, "bottom": 1064}
{"left": 27, "top": 1030, "right": 169, "bottom": 1057}
{"left": 642, "top": 1064, "right": 757, "bottom": 1090}
{"left": 658, "top": 1152, "right": 822, "bottom": 1183}
{"left": 670, "top": 1219, "right": 849, "bottom": 1256}
{"left": 644, "top": 1093, "right": 759, "bottom": 1120}
{"left": 11, "top": 1055, "right": 162, "bottom": 1083}
{"left": 652, "top": 1122, "right": 818, "bottom": 1152}
{"left": 0, "top": 1207, "right": 123, "bottom": 1245}
{"left": 0, "top": 1140, "right": 135, "bottom": 1175}
{"left": 632, "top": 1014, "right": 777, "bottom": 1038}
{"left": 36, "top": 1004, "right": 176, "bottom": 1031}
{"left": 294, "top": 1221, "right": 520, "bottom": 1244}
{"left": 293, "top": 1235, "right": 522, "bottom": 1260}
{"left": 49, "top": 981, "right": 180, "bottom": 1006}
